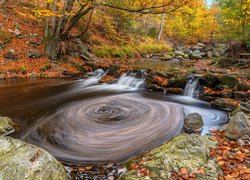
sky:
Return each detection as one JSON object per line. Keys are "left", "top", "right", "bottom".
{"left": 206, "top": 0, "right": 215, "bottom": 6}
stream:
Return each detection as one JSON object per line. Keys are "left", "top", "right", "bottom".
{"left": 0, "top": 71, "right": 228, "bottom": 178}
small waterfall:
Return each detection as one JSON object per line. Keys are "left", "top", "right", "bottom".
{"left": 82, "top": 69, "right": 106, "bottom": 86}
{"left": 184, "top": 75, "right": 199, "bottom": 98}
{"left": 117, "top": 74, "right": 144, "bottom": 89}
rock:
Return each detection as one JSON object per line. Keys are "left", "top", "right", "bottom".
{"left": 225, "top": 112, "right": 250, "bottom": 140}
{"left": 28, "top": 40, "right": 42, "bottom": 47}
{"left": 168, "top": 75, "right": 187, "bottom": 89}
{"left": 29, "top": 33, "right": 38, "bottom": 38}
{"left": 199, "top": 74, "right": 220, "bottom": 88}
{"left": 219, "top": 75, "right": 239, "bottom": 89}
{"left": 0, "top": 74, "right": 4, "bottom": 79}
{"left": 184, "top": 113, "right": 204, "bottom": 134}
{"left": 175, "top": 55, "right": 184, "bottom": 60}
{"left": 163, "top": 88, "right": 183, "bottom": 95}
{"left": 214, "top": 51, "right": 221, "bottom": 58}
{"left": 197, "top": 43, "right": 205, "bottom": 47}
{"left": 237, "top": 82, "right": 250, "bottom": 91}
{"left": 0, "top": 136, "right": 67, "bottom": 180}
{"left": 233, "top": 91, "right": 250, "bottom": 99}
{"left": 211, "top": 98, "right": 239, "bottom": 111}
{"left": 27, "top": 50, "right": 42, "bottom": 58}
{"left": 14, "top": 28, "right": 21, "bottom": 36}
{"left": 174, "top": 50, "right": 186, "bottom": 57}
{"left": 3, "top": 49, "right": 18, "bottom": 60}
{"left": 190, "top": 51, "right": 206, "bottom": 60}
{"left": 121, "top": 134, "right": 220, "bottom": 180}
{"left": 192, "top": 45, "right": 204, "bottom": 51}
{"left": 0, "top": 116, "right": 15, "bottom": 136}
{"left": 207, "top": 51, "right": 213, "bottom": 59}
{"left": 162, "top": 54, "right": 173, "bottom": 60}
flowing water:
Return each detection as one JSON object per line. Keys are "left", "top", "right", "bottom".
{"left": 0, "top": 71, "right": 228, "bottom": 168}
{"left": 184, "top": 75, "right": 200, "bottom": 98}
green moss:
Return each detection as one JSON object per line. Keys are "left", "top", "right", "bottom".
{"left": 121, "top": 134, "right": 220, "bottom": 180}
{"left": 39, "top": 64, "right": 52, "bottom": 72}
{"left": 0, "top": 29, "right": 12, "bottom": 44}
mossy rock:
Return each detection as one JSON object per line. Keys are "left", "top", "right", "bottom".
{"left": 0, "top": 116, "right": 15, "bottom": 136}
{"left": 0, "top": 136, "right": 67, "bottom": 180}
{"left": 121, "top": 134, "right": 220, "bottom": 180}
{"left": 219, "top": 75, "right": 239, "bottom": 89}
{"left": 168, "top": 75, "right": 188, "bottom": 89}
{"left": 198, "top": 74, "right": 220, "bottom": 88}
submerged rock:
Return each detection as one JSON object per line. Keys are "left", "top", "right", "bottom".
{"left": 121, "top": 134, "right": 220, "bottom": 180}
{"left": 0, "top": 116, "right": 15, "bottom": 136}
{"left": 184, "top": 113, "right": 204, "bottom": 134}
{"left": 225, "top": 112, "right": 250, "bottom": 140}
{"left": 0, "top": 136, "right": 67, "bottom": 180}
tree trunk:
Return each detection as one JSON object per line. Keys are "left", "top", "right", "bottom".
{"left": 45, "top": 36, "right": 62, "bottom": 60}
{"left": 157, "top": 13, "right": 165, "bottom": 43}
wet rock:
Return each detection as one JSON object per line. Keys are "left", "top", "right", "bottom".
{"left": 0, "top": 136, "right": 67, "bottom": 180}
{"left": 199, "top": 74, "right": 220, "bottom": 88}
{"left": 225, "top": 112, "right": 250, "bottom": 140}
{"left": 121, "top": 134, "right": 220, "bottom": 180}
{"left": 0, "top": 116, "right": 15, "bottom": 136}
{"left": 27, "top": 50, "right": 42, "bottom": 58}
{"left": 219, "top": 75, "right": 239, "bottom": 89}
{"left": 184, "top": 113, "right": 204, "bottom": 134}
{"left": 168, "top": 75, "right": 187, "bottom": 89}
{"left": 164, "top": 88, "right": 183, "bottom": 95}
{"left": 211, "top": 98, "right": 239, "bottom": 111}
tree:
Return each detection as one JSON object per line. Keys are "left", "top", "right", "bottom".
{"left": 34, "top": 0, "right": 190, "bottom": 60}
{"left": 216, "top": 0, "right": 250, "bottom": 42}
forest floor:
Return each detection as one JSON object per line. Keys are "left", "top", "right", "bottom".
{"left": 0, "top": 3, "right": 250, "bottom": 180}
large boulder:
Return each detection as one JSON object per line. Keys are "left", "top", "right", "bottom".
{"left": 184, "top": 113, "right": 204, "bottom": 134}
{"left": 225, "top": 112, "right": 250, "bottom": 140}
{"left": 0, "top": 136, "right": 67, "bottom": 180}
{"left": 0, "top": 116, "right": 15, "bottom": 136}
{"left": 121, "top": 134, "right": 220, "bottom": 180}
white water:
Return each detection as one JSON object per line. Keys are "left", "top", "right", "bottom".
{"left": 117, "top": 74, "right": 144, "bottom": 89}
{"left": 79, "top": 69, "right": 106, "bottom": 87}
{"left": 184, "top": 78, "right": 199, "bottom": 98}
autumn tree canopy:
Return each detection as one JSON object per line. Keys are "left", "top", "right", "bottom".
{"left": 33, "top": 0, "right": 190, "bottom": 60}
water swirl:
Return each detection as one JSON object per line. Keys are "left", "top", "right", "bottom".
{"left": 25, "top": 93, "right": 184, "bottom": 164}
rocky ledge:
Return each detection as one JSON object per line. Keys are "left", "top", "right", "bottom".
{"left": 0, "top": 116, "right": 67, "bottom": 180}
{"left": 121, "top": 134, "right": 221, "bottom": 180}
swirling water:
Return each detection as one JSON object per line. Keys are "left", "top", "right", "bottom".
{"left": 0, "top": 72, "right": 228, "bottom": 165}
